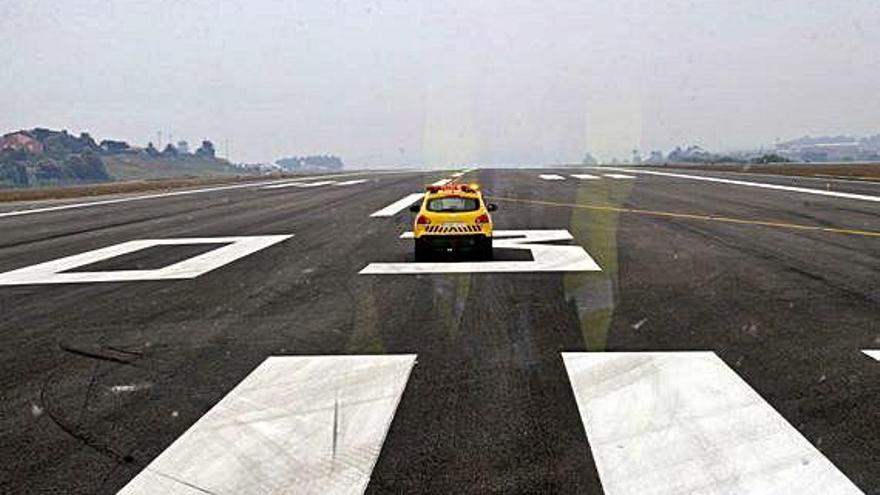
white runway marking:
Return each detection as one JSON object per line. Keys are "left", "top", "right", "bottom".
{"left": 263, "top": 180, "right": 337, "bottom": 190}
{"left": 539, "top": 174, "right": 566, "bottom": 181}
{"left": 360, "top": 230, "right": 601, "bottom": 274}
{"left": 296, "top": 181, "right": 337, "bottom": 188}
{"left": 118, "top": 354, "right": 416, "bottom": 495}
{"left": 369, "top": 193, "right": 425, "bottom": 217}
{"left": 0, "top": 235, "right": 292, "bottom": 285}
{"left": 602, "top": 173, "right": 635, "bottom": 179}
{"left": 561, "top": 352, "right": 863, "bottom": 495}
{"left": 602, "top": 168, "right": 880, "bottom": 203}
{"left": 862, "top": 350, "right": 880, "bottom": 361}
{"left": 431, "top": 178, "right": 452, "bottom": 186}
{"left": 334, "top": 179, "right": 369, "bottom": 186}
{"left": 0, "top": 171, "right": 407, "bottom": 219}
{"left": 571, "top": 174, "right": 600, "bottom": 180}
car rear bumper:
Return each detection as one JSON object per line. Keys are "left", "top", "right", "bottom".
{"left": 417, "top": 234, "right": 490, "bottom": 250}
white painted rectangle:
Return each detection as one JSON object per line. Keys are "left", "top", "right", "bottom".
{"left": 430, "top": 178, "right": 452, "bottom": 186}
{"left": 539, "top": 174, "right": 566, "bottom": 181}
{"left": 119, "top": 354, "right": 417, "bottom": 495}
{"left": 369, "top": 193, "right": 425, "bottom": 217}
{"left": 561, "top": 352, "right": 863, "bottom": 495}
{"left": 602, "top": 173, "right": 635, "bottom": 179}
{"left": 571, "top": 174, "right": 599, "bottom": 180}
{"left": 862, "top": 350, "right": 880, "bottom": 361}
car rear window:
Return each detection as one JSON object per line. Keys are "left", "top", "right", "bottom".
{"left": 426, "top": 196, "right": 479, "bottom": 212}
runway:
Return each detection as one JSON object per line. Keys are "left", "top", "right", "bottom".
{"left": 1, "top": 167, "right": 878, "bottom": 494}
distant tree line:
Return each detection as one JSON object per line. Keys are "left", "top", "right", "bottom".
{"left": 0, "top": 129, "right": 110, "bottom": 187}
{"left": 0, "top": 127, "right": 223, "bottom": 188}
{"left": 276, "top": 155, "right": 344, "bottom": 171}
{"left": 638, "top": 145, "right": 791, "bottom": 165}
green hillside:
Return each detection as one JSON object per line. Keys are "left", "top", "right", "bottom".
{"left": 0, "top": 128, "right": 246, "bottom": 189}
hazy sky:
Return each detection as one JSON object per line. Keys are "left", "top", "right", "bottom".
{"left": 1, "top": 0, "right": 879, "bottom": 165}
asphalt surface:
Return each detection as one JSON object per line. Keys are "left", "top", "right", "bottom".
{"left": 0, "top": 167, "right": 879, "bottom": 494}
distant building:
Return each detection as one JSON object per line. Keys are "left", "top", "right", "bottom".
{"left": 0, "top": 132, "right": 43, "bottom": 154}
{"left": 100, "top": 139, "right": 132, "bottom": 154}
{"left": 177, "top": 140, "right": 189, "bottom": 154}
{"left": 775, "top": 136, "right": 876, "bottom": 162}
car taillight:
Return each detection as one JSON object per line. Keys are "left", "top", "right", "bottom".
{"left": 475, "top": 213, "right": 490, "bottom": 224}
{"left": 416, "top": 215, "right": 431, "bottom": 225}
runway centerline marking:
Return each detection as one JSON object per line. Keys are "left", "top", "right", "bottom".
{"left": 602, "top": 173, "right": 635, "bottom": 179}
{"left": 539, "top": 174, "right": 566, "bottom": 181}
{"left": 601, "top": 167, "right": 880, "bottom": 203}
{"left": 360, "top": 229, "right": 601, "bottom": 274}
{"left": 571, "top": 174, "right": 600, "bottom": 180}
{"left": 118, "top": 354, "right": 416, "bottom": 495}
{"left": 562, "top": 352, "right": 864, "bottom": 495}
{"left": 0, "top": 235, "right": 292, "bottom": 285}
{"left": 862, "top": 350, "right": 880, "bottom": 361}
{"left": 488, "top": 196, "right": 880, "bottom": 238}
{"left": 370, "top": 193, "right": 424, "bottom": 218}
{"left": 430, "top": 178, "right": 452, "bottom": 186}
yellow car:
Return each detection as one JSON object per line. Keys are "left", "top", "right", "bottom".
{"left": 408, "top": 183, "right": 497, "bottom": 260}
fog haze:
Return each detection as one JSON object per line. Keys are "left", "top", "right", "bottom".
{"left": 1, "top": 0, "right": 878, "bottom": 165}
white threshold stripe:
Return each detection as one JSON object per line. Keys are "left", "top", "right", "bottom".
{"left": 603, "top": 168, "right": 880, "bottom": 203}
{"left": 539, "top": 174, "right": 565, "bottom": 181}
{"left": 561, "top": 352, "right": 863, "bottom": 495}
{"left": 119, "top": 354, "right": 417, "bottom": 495}
{"left": 0, "top": 170, "right": 418, "bottom": 219}
{"left": 571, "top": 174, "right": 599, "bottom": 180}
{"left": 369, "top": 193, "right": 424, "bottom": 217}
{"left": 602, "top": 173, "right": 635, "bottom": 179}
{"left": 862, "top": 350, "right": 880, "bottom": 361}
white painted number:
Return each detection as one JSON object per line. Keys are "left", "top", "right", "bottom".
{"left": 360, "top": 229, "right": 601, "bottom": 274}
{"left": 0, "top": 235, "right": 292, "bottom": 285}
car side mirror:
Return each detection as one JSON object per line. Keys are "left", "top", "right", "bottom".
{"left": 486, "top": 203, "right": 498, "bottom": 212}
{"left": 409, "top": 204, "right": 421, "bottom": 213}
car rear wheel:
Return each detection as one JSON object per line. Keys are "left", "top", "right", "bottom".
{"left": 478, "top": 237, "right": 493, "bottom": 261}
{"left": 414, "top": 238, "right": 431, "bottom": 262}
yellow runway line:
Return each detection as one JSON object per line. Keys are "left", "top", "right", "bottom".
{"left": 488, "top": 195, "right": 880, "bottom": 239}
